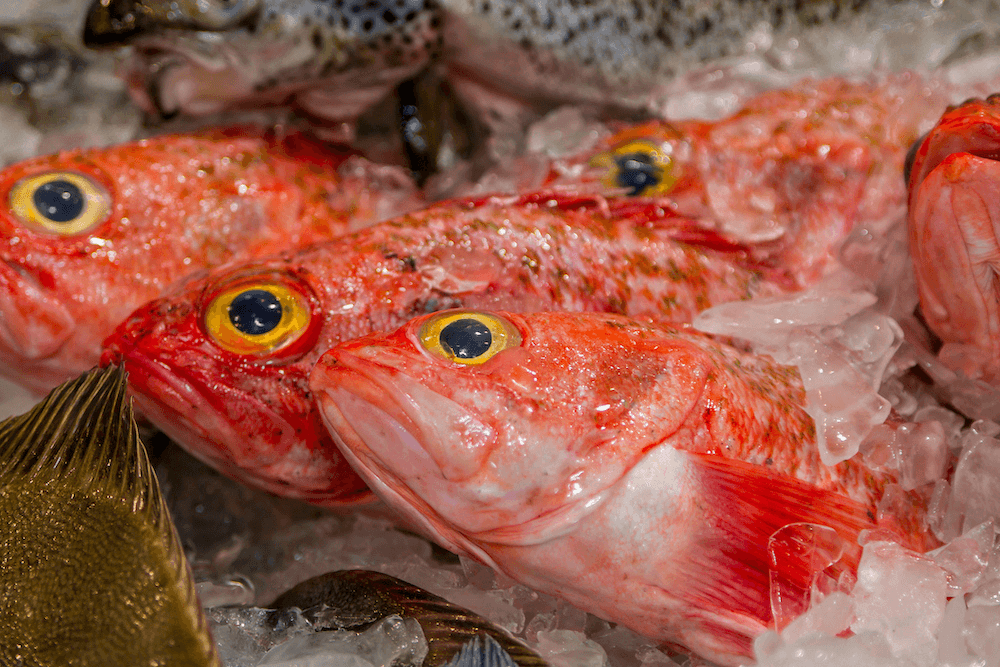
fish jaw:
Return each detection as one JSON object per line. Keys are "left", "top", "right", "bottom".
{"left": 909, "top": 151, "right": 1000, "bottom": 365}
{"left": 907, "top": 95, "right": 1000, "bottom": 210}
{"left": 102, "top": 296, "right": 372, "bottom": 505}
{"left": 0, "top": 259, "right": 76, "bottom": 392}
{"left": 312, "top": 336, "right": 613, "bottom": 550}
{"left": 89, "top": 0, "right": 439, "bottom": 122}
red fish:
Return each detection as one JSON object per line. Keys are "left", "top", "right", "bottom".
{"left": 906, "top": 94, "right": 1000, "bottom": 378}
{"left": 527, "top": 74, "right": 946, "bottom": 287}
{"left": 102, "top": 192, "right": 791, "bottom": 505}
{"left": 0, "top": 126, "right": 422, "bottom": 393}
{"left": 309, "top": 309, "right": 936, "bottom": 666}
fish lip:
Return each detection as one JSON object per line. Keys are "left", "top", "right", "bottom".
{"left": 0, "top": 258, "right": 74, "bottom": 380}
{"left": 116, "top": 346, "right": 352, "bottom": 503}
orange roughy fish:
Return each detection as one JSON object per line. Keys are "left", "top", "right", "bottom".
{"left": 309, "top": 309, "right": 936, "bottom": 666}
{"left": 102, "top": 192, "right": 791, "bottom": 505}
{"left": 906, "top": 95, "right": 1000, "bottom": 379}
{"left": 0, "top": 126, "right": 421, "bottom": 393}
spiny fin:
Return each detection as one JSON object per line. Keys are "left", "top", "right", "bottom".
{"left": 669, "top": 452, "right": 875, "bottom": 656}
{"left": 0, "top": 365, "right": 219, "bottom": 666}
{"left": 444, "top": 633, "right": 519, "bottom": 667}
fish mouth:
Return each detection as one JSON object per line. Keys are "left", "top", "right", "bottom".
{"left": 115, "top": 32, "right": 257, "bottom": 118}
{"left": 108, "top": 342, "right": 371, "bottom": 505}
{"left": 908, "top": 95, "right": 1000, "bottom": 200}
{"left": 0, "top": 259, "right": 76, "bottom": 392}
{"left": 313, "top": 345, "right": 614, "bottom": 551}
{"left": 909, "top": 150, "right": 1000, "bottom": 358}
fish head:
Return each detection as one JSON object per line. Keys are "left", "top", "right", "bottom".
{"left": 906, "top": 95, "right": 1000, "bottom": 366}
{"left": 540, "top": 120, "right": 692, "bottom": 202}
{"left": 0, "top": 151, "right": 122, "bottom": 392}
{"left": 84, "top": 0, "right": 440, "bottom": 121}
{"left": 101, "top": 260, "right": 373, "bottom": 504}
{"left": 311, "top": 309, "right": 706, "bottom": 559}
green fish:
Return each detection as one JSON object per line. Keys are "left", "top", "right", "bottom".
{"left": 0, "top": 366, "right": 219, "bottom": 667}
{"left": 269, "top": 569, "right": 548, "bottom": 666}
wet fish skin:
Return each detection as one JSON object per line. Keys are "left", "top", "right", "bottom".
{"left": 527, "top": 74, "right": 943, "bottom": 287}
{"left": 269, "top": 569, "right": 548, "bottom": 666}
{"left": 906, "top": 94, "right": 1000, "bottom": 377}
{"left": 309, "top": 309, "right": 935, "bottom": 666}
{"left": 101, "top": 192, "right": 788, "bottom": 505}
{"left": 0, "top": 126, "right": 421, "bottom": 394}
{"left": 0, "top": 365, "right": 218, "bottom": 666}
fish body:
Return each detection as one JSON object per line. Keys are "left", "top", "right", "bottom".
{"left": 0, "top": 126, "right": 421, "bottom": 393}
{"left": 269, "top": 569, "right": 547, "bottom": 666}
{"left": 906, "top": 95, "right": 1000, "bottom": 376}
{"left": 81, "top": 0, "right": 937, "bottom": 126}
{"left": 309, "top": 309, "right": 934, "bottom": 666}
{"left": 0, "top": 365, "right": 218, "bottom": 666}
{"left": 532, "top": 74, "right": 942, "bottom": 286}
{"left": 102, "top": 192, "right": 790, "bottom": 504}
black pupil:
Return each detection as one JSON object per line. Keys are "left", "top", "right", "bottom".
{"left": 33, "top": 179, "right": 85, "bottom": 223}
{"left": 229, "top": 289, "right": 283, "bottom": 336}
{"left": 614, "top": 152, "right": 661, "bottom": 196}
{"left": 440, "top": 318, "right": 492, "bottom": 359}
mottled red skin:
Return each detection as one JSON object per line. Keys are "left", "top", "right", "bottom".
{"left": 102, "top": 192, "right": 793, "bottom": 505}
{"left": 310, "top": 310, "right": 935, "bottom": 666}
{"left": 538, "top": 74, "right": 945, "bottom": 287}
{"left": 906, "top": 95, "right": 1000, "bottom": 375}
{"left": 0, "top": 126, "right": 422, "bottom": 393}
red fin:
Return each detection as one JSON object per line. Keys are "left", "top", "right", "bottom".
{"left": 673, "top": 453, "right": 875, "bottom": 647}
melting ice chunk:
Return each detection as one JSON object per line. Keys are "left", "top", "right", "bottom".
{"left": 256, "top": 616, "right": 427, "bottom": 667}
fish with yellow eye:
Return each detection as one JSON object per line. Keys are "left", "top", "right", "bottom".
{"left": 101, "top": 191, "right": 795, "bottom": 505}
{"left": 0, "top": 125, "right": 423, "bottom": 394}
{"left": 309, "top": 309, "right": 938, "bottom": 667}
{"left": 532, "top": 74, "right": 949, "bottom": 287}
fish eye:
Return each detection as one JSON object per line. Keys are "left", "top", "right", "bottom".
{"left": 418, "top": 311, "right": 522, "bottom": 366}
{"left": 204, "top": 278, "right": 313, "bottom": 356}
{"left": 591, "top": 139, "right": 677, "bottom": 197}
{"left": 9, "top": 171, "right": 111, "bottom": 235}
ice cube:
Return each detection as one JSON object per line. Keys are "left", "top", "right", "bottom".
{"left": 850, "top": 541, "right": 949, "bottom": 666}
{"left": 534, "top": 630, "right": 610, "bottom": 667}
{"left": 255, "top": 616, "right": 427, "bottom": 667}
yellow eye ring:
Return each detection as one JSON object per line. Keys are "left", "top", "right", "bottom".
{"left": 9, "top": 171, "right": 111, "bottom": 235}
{"left": 418, "top": 311, "right": 522, "bottom": 366}
{"left": 590, "top": 139, "right": 678, "bottom": 197}
{"left": 203, "top": 277, "right": 313, "bottom": 356}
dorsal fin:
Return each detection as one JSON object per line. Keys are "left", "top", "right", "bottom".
{"left": 0, "top": 365, "right": 219, "bottom": 666}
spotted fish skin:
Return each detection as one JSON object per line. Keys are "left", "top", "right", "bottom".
{"left": 83, "top": 0, "right": 921, "bottom": 124}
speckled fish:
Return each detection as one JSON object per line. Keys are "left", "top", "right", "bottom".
{"left": 309, "top": 309, "right": 936, "bottom": 666}
{"left": 0, "top": 126, "right": 422, "bottom": 394}
{"left": 269, "top": 569, "right": 547, "bottom": 666}
{"left": 0, "top": 365, "right": 218, "bottom": 666}
{"left": 102, "top": 192, "right": 791, "bottom": 505}
{"left": 906, "top": 94, "right": 1000, "bottom": 377}
{"left": 80, "top": 0, "right": 943, "bottom": 127}
{"left": 528, "top": 73, "right": 945, "bottom": 287}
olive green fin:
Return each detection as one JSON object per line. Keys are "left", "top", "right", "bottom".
{"left": 0, "top": 365, "right": 219, "bottom": 666}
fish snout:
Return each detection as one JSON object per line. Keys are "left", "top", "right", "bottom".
{"left": 0, "top": 259, "right": 74, "bottom": 361}
{"left": 100, "top": 297, "right": 194, "bottom": 367}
